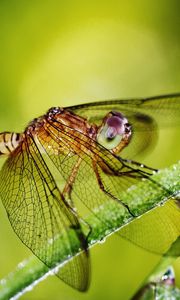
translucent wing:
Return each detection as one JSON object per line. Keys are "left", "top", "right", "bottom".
{"left": 36, "top": 119, "right": 179, "bottom": 255}
{"left": 67, "top": 93, "right": 180, "bottom": 158}
{"left": 68, "top": 93, "right": 180, "bottom": 126}
{"left": 120, "top": 200, "right": 180, "bottom": 255}
{"left": 0, "top": 135, "right": 90, "bottom": 291}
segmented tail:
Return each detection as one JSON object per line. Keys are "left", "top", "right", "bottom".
{"left": 0, "top": 132, "right": 22, "bottom": 156}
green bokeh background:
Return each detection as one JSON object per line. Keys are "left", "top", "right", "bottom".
{"left": 0, "top": 1, "right": 180, "bottom": 299}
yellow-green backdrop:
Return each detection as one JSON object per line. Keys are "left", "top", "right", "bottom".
{"left": 0, "top": 1, "right": 180, "bottom": 299}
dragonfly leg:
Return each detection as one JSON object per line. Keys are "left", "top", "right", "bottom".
{"left": 62, "top": 156, "right": 92, "bottom": 240}
{"left": 60, "top": 189, "right": 92, "bottom": 245}
{"left": 121, "top": 157, "right": 158, "bottom": 173}
{"left": 92, "top": 160, "right": 135, "bottom": 217}
{"left": 62, "top": 156, "right": 82, "bottom": 203}
{"left": 67, "top": 202, "right": 93, "bottom": 244}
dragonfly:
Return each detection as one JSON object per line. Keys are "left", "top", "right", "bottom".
{"left": 0, "top": 93, "right": 180, "bottom": 291}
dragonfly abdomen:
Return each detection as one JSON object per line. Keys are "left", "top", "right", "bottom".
{"left": 0, "top": 132, "right": 22, "bottom": 155}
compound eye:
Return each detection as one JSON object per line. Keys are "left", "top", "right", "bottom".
{"left": 97, "top": 115, "right": 126, "bottom": 150}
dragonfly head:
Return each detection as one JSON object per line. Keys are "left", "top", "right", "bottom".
{"left": 97, "top": 111, "right": 132, "bottom": 153}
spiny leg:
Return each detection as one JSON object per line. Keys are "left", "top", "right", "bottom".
{"left": 121, "top": 157, "right": 158, "bottom": 173}
{"left": 92, "top": 159, "right": 135, "bottom": 217}
{"left": 62, "top": 156, "right": 92, "bottom": 241}
{"left": 120, "top": 157, "right": 173, "bottom": 198}
{"left": 62, "top": 156, "right": 82, "bottom": 203}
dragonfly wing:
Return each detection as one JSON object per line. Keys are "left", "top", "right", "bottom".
{"left": 68, "top": 94, "right": 180, "bottom": 158}
{"left": 37, "top": 121, "right": 179, "bottom": 255}
{"left": 0, "top": 136, "right": 90, "bottom": 291}
{"left": 120, "top": 200, "right": 180, "bottom": 256}
{"left": 68, "top": 93, "right": 180, "bottom": 127}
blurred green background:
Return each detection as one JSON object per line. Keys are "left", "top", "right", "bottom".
{"left": 0, "top": 1, "right": 180, "bottom": 299}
